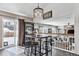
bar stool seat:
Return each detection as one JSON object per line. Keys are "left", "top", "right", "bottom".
{"left": 31, "top": 41, "right": 39, "bottom": 56}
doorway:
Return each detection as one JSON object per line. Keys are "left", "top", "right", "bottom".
{"left": 2, "top": 16, "right": 19, "bottom": 48}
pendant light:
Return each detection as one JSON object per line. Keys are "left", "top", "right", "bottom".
{"left": 33, "top": 3, "right": 43, "bottom": 18}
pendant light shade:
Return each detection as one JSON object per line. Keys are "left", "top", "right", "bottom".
{"left": 33, "top": 4, "right": 43, "bottom": 18}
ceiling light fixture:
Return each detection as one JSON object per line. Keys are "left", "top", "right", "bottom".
{"left": 33, "top": 3, "right": 43, "bottom": 18}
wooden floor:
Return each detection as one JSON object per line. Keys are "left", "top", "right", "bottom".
{"left": 0, "top": 46, "right": 78, "bottom": 56}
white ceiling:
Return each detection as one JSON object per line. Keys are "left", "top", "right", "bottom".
{"left": 0, "top": 3, "right": 75, "bottom": 26}
{"left": 0, "top": 3, "right": 75, "bottom": 18}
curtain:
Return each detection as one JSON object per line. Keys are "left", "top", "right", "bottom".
{"left": 18, "top": 19, "right": 25, "bottom": 46}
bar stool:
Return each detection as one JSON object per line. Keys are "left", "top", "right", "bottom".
{"left": 24, "top": 41, "right": 31, "bottom": 56}
{"left": 31, "top": 41, "right": 39, "bottom": 56}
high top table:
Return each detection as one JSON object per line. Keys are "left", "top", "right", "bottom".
{"left": 24, "top": 35, "right": 52, "bottom": 56}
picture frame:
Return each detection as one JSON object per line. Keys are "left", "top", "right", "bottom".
{"left": 43, "top": 11, "right": 52, "bottom": 19}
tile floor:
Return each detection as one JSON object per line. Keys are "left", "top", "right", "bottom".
{"left": 0, "top": 46, "right": 78, "bottom": 56}
{"left": 0, "top": 46, "right": 25, "bottom": 56}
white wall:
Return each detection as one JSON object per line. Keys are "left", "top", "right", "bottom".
{"left": 24, "top": 18, "right": 33, "bottom": 22}
{"left": 32, "top": 14, "right": 74, "bottom": 26}
{"left": 0, "top": 16, "right": 2, "bottom": 48}
{"left": 74, "top": 4, "right": 79, "bottom": 53}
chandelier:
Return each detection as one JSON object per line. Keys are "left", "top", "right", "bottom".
{"left": 33, "top": 3, "right": 43, "bottom": 18}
